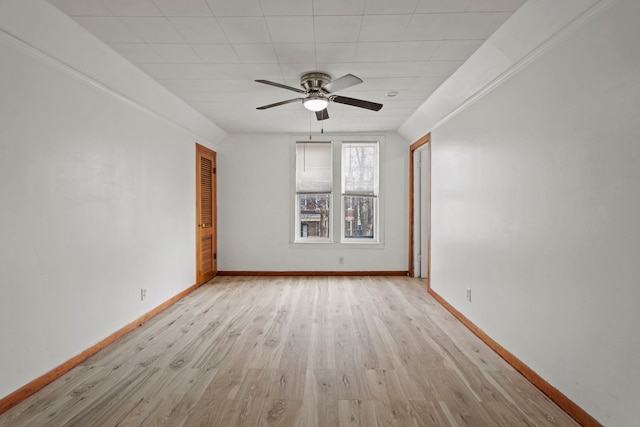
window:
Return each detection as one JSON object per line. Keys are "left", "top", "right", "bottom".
{"left": 342, "top": 142, "right": 378, "bottom": 241}
{"left": 293, "top": 139, "right": 380, "bottom": 245}
{"left": 295, "top": 142, "right": 332, "bottom": 242}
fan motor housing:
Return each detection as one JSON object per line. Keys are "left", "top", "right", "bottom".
{"left": 301, "top": 72, "right": 331, "bottom": 92}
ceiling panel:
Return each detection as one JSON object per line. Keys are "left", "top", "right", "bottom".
{"left": 217, "top": 17, "right": 270, "bottom": 43}
{"left": 354, "top": 42, "right": 397, "bottom": 62}
{"left": 312, "top": 0, "right": 365, "bottom": 16}
{"left": 243, "top": 63, "right": 283, "bottom": 79}
{"left": 466, "top": 0, "right": 527, "bottom": 12}
{"left": 273, "top": 43, "right": 316, "bottom": 64}
{"left": 233, "top": 43, "right": 279, "bottom": 63}
{"left": 191, "top": 44, "right": 241, "bottom": 63}
{"left": 266, "top": 16, "right": 315, "bottom": 43}
{"left": 48, "top": 0, "right": 526, "bottom": 134}
{"left": 364, "top": 0, "right": 419, "bottom": 15}
{"left": 189, "top": 79, "right": 258, "bottom": 91}
{"left": 392, "top": 41, "right": 441, "bottom": 61}
{"left": 151, "top": 0, "right": 212, "bottom": 17}
{"left": 359, "top": 14, "right": 412, "bottom": 42}
{"left": 205, "top": 0, "right": 262, "bottom": 17}
{"left": 149, "top": 43, "right": 201, "bottom": 63}
{"left": 168, "top": 17, "right": 228, "bottom": 44}
{"left": 415, "top": 0, "right": 469, "bottom": 14}
{"left": 260, "top": 0, "right": 314, "bottom": 16}
{"left": 315, "top": 43, "right": 357, "bottom": 63}
{"left": 100, "top": 0, "right": 162, "bottom": 17}
{"left": 314, "top": 16, "right": 362, "bottom": 43}
{"left": 119, "top": 17, "right": 185, "bottom": 43}
{"left": 404, "top": 13, "right": 458, "bottom": 41}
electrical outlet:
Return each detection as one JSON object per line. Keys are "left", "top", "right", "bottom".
{"left": 141, "top": 288, "right": 147, "bottom": 301}
{"left": 466, "top": 287, "right": 471, "bottom": 302}
{"left": 338, "top": 256, "right": 344, "bottom": 265}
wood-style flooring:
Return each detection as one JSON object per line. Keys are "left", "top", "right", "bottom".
{"left": 0, "top": 276, "right": 578, "bottom": 426}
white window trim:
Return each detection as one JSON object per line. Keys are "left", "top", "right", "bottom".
{"left": 290, "top": 134, "right": 385, "bottom": 248}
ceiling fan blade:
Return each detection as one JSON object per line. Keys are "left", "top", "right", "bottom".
{"left": 255, "top": 79, "right": 306, "bottom": 94}
{"left": 331, "top": 95, "right": 383, "bottom": 111}
{"left": 256, "top": 98, "right": 303, "bottom": 110}
{"left": 322, "top": 74, "right": 363, "bottom": 93}
{"left": 315, "top": 109, "right": 329, "bottom": 121}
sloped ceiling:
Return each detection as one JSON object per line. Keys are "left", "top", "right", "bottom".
{"left": 47, "top": 0, "right": 526, "bottom": 134}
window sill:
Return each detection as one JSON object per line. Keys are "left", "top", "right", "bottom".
{"left": 290, "top": 241, "right": 384, "bottom": 249}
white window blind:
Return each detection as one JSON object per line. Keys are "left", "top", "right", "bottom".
{"left": 296, "top": 142, "right": 332, "bottom": 193}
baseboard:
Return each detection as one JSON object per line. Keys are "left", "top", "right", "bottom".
{"left": 428, "top": 288, "right": 602, "bottom": 427}
{"left": 0, "top": 282, "right": 201, "bottom": 416}
{"left": 217, "top": 270, "right": 408, "bottom": 277}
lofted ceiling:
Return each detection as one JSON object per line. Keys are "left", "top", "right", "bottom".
{"left": 47, "top": 0, "right": 526, "bottom": 135}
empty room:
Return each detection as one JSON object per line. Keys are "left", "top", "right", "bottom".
{"left": 1, "top": 0, "right": 638, "bottom": 426}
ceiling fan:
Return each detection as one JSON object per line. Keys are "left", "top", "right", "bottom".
{"left": 255, "top": 72, "right": 383, "bottom": 121}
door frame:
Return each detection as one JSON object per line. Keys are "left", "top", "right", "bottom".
{"left": 408, "top": 133, "right": 431, "bottom": 283}
{"left": 196, "top": 143, "right": 217, "bottom": 284}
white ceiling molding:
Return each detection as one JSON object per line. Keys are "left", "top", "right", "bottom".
{"left": 398, "top": 0, "right": 612, "bottom": 143}
{"left": 0, "top": 0, "right": 227, "bottom": 143}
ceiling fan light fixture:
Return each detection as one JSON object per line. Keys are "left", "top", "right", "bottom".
{"left": 303, "top": 96, "right": 329, "bottom": 112}
{"left": 256, "top": 72, "right": 382, "bottom": 116}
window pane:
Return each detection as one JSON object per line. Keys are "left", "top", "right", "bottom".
{"left": 299, "top": 194, "right": 330, "bottom": 239}
{"left": 343, "top": 144, "right": 376, "bottom": 195}
{"left": 297, "top": 142, "right": 332, "bottom": 193}
{"left": 343, "top": 196, "right": 375, "bottom": 239}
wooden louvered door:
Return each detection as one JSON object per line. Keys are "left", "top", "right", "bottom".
{"left": 196, "top": 144, "right": 216, "bottom": 284}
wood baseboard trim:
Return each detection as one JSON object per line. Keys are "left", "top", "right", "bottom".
{"left": 217, "top": 270, "right": 408, "bottom": 277}
{"left": 0, "top": 282, "right": 201, "bottom": 416}
{"left": 427, "top": 288, "right": 602, "bottom": 427}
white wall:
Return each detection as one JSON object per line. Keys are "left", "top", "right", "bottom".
{"left": 0, "top": 4, "right": 222, "bottom": 399}
{"left": 217, "top": 133, "right": 408, "bottom": 272}
{"left": 429, "top": 0, "right": 640, "bottom": 425}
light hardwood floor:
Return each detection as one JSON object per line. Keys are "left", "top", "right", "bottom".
{"left": 0, "top": 276, "right": 578, "bottom": 426}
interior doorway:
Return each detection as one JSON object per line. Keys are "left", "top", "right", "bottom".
{"left": 196, "top": 143, "right": 217, "bottom": 284}
{"left": 409, "top": 134, "right": 430, "bottom": 280}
